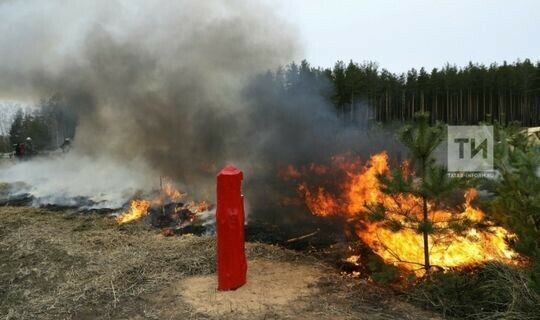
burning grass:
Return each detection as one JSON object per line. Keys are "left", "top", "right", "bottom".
{"left": 115, "top": 178, "right": 211, "bottom": 225}
{"left": 290, "top": 152, "right": 519, "bottom": 273}
{"left": 0, "top": 206, "right": 442, "bottom": 320}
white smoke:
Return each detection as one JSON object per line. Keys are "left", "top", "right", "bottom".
{"left": 0, "top": 152, "right": 158, "bottom": 209}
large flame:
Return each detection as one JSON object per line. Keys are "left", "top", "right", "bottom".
{"left": 292, "top": 152, "right": 518, "bottom": 271}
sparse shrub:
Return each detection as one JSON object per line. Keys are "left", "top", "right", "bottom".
{"left": 407, "top": 262, "right": 540, "bottom": 320}
{"left": 366, "top": 254, "right": 402, "bottom": 284}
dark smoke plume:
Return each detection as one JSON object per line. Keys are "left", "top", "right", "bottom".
{"left": 0, "top": 0, "right": 402, "bottom": 219}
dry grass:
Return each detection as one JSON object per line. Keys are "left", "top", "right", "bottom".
{"left": 407, "top": 262, "right": 540, "bottom": 320}
{"left": 0, "top": 206, "right": 441, "bottom": 320}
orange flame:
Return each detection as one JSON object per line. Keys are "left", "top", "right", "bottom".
{"left": 115, "top": 179, "right": 209, "bottom": 224}
{"left": 184, "top": 200, "right": 212, "bottom": 213}
{"left": 294, "top": 152, "right": 518, "bottom": 272}
{"left": 115, "top": 199, "right": 151, "bottom": 224}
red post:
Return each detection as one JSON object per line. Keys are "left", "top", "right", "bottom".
{"left": 216, "top": 165, "right": 247, "bottom": 290}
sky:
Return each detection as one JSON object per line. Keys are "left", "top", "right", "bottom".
{"left": 278, "top": 0, "right": 540, "bottom": 73}
{"left": 1, "top": 0, "right": 538, "bottom": 111}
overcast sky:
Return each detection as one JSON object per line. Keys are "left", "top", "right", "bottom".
{"left": 278, "top": 0, "right": 540, "bottom": 73}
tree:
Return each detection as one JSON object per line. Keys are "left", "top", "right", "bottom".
{"left": 9, "top": 110, "right": 52, "bottom": 150}
{"left": 345, "top": 60, "right": 361, "bottom": 122}
{"left": 490, "top": 125, "right": 540, "bottom": 256}
{"left": 332, "top": 61, "right": 347, "bottom": 117}
{"left": 320, "top": 58, "right": 540, "bottom": 125}
{"left": 366, "top": 113, "right": 465, "bottom": 272}
{"left": 9, "top": 109, "right": 24, "bottom": 145}
{"left": 40, "top": 94, "right": 77, "bottom": 147}
{"left": 285, "top": 61, "right": 300, "bottom": 93}
{"left": 0, "top": 104, "right": 18, "bottom": 152}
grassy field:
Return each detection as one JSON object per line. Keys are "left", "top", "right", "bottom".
{"left": 0, "top": 206, "right": 441, "bottom": 320}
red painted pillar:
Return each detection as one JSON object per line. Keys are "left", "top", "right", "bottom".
{"left": 216, "top": 165, "right": 247, "bottom": 290}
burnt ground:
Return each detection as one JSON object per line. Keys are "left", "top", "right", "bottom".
{"left": 0, "top": 207, "right": 442, "bottom": 320}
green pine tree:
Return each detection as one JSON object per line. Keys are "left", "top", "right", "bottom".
{"left": 9, "top": 109, "right": 24, "bottom": 145}
{"left": 366, "top": 113, "right": 465, "bottom": 272}
{"left": 490, "top": 125, "right": 540, "bottom": 257}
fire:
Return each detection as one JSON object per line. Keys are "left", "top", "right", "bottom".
{"left": 297, "top": 183, "right": 340, "bottom": 216}
{"left": 185, "top": 200, "right": 212, "bottom": 213}
{"left": 346, "top": 255, "right": 361, "bottom": 266}
{"left": 160, "top": 180, "right": 185, "bottom": 202}
{"left": 115, "top": 199, "right": 151, "bottom": 224}
{"left": 115, "top": 179, "right": 209, "bottom": 224}
{"left": 293, "top": 152, "right": 518, "bottom": 272}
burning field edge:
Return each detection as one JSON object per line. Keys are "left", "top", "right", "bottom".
{"left": 0, "top": 206, "right": 443, "bottom": 320}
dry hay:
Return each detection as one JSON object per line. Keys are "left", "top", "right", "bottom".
{"left": 0, "top": 206, "right": 442, "bottom": 320}
{"left": 0, "top": 206, "right": 215, "bottom": 319}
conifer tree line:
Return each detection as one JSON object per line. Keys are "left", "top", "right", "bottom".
{"left": 270, "top": 59, "right": 540, "bottom": 126}
{"left": 7, "top": 94, "right": 77, "bottom": 150}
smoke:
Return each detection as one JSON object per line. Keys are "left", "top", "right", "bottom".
{"left": 0, "top": 0, "right": 402, "bottom": 219}
{"left": 0, "top": 152, "right": 158, "bottom": 209}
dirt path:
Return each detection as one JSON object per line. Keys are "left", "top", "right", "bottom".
{"left": 0, "top": 207, "right": 441, "bottom": 319}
